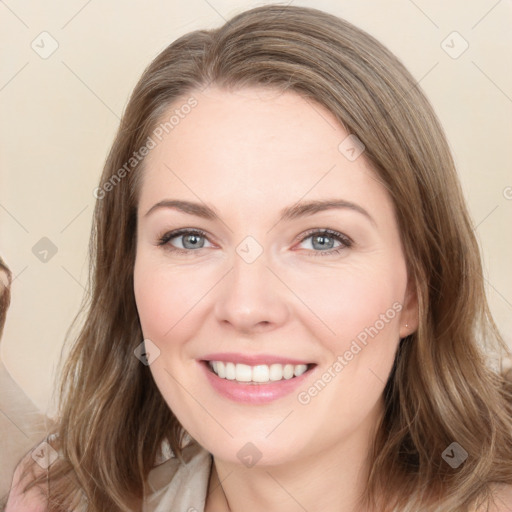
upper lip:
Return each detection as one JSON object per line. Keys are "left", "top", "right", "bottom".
{"left": 201, "top": 352, "right": 314, "bottom": 366}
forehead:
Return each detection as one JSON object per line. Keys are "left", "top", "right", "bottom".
{"left": 138, "top": 85, "right": 389, "bottom": 217}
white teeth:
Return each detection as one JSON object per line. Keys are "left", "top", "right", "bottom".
{"left": 269, "top": 364, "right": 283, "bottom": 381}
{"left": 283, "top": 364, "right": 294, "bottom": 379}
{"left": 216, "top": 361, "right": 225, "bottom": 378}
{"left": 225, "top": 362, "right": 236, "bottom": 380}
{"left": 208, "top": 361, "right": 309, "bottom": 383}
{"left": 253, "top": 365, "right": 269, "bottom": 383}
{"left": 294, "top": 364, "right": 308, "bottom": 377}
{"left": 235, "top": 363, "right": 252, "bottom": 382}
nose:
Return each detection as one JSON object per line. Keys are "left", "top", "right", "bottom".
{"left": 213, "top": 252, "right": 290, "bottom": 334}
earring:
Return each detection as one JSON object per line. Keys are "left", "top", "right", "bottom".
{"left": 405, "top": 323, "right": 409, "bottom": 328}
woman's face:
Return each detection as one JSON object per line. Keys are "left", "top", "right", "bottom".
{"left": 133, "top": 86, "right": 417, "bottom": 466}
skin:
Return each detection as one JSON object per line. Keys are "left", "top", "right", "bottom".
{"left": 133, "top": 85, "right": 419, "bottom": 512}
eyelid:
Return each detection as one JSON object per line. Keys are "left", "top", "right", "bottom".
{"left": 293, "top": 228, "right": 353, "bottom": 257}
{"left": 157, "top": 227, "right": 353, "bottom": 255}
{"left": 157, "top": 228, "right": 213, "bottom": 251}
{"left": 294, "top": 227, "right": 353, "bottom": 246}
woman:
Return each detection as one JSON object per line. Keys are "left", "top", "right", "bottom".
{"left": 4, "top": 4, "right": 512, "bottom": 511}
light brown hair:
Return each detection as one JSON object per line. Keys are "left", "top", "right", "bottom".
{"left": 6, "top": 5, "right": 512, "bottom": 511}
{"left": 0, "top": 257, "right": 12, "bottom": 340}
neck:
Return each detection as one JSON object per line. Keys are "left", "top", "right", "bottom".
{"left": 205, "top": 397, "right": 384, "bottom": 512}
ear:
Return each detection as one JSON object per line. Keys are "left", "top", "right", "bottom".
{"left": 399, "top": 276, "right": 419, "bottom": 339}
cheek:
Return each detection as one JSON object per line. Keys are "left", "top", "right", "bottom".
{"left": 133, "top": 256, "right": 206, "bottom": 340}
{"left": 292, "top": 266, "right": 404, "bottom": 417}
{"left": 134, "top": 268, "right": 171, "bottom": 338}
{"left": 286, "top": 260, "right": 405, "bottom": 420}
{"left": 284, "top": 259, "right": 405, "bottom": 354}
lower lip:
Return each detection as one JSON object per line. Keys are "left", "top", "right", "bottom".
{"left": 199, "top": 361, "right": 316, "bottom": 404}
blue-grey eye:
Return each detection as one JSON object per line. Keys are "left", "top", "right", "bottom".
{"left": 310, "top": 233, "right": 337, "bottom": 250}
{"left": 180, "top": 233, "right": 205, "bottom": 249}
{"left": 158, "top": 229, "right": 212, "bottom": 251}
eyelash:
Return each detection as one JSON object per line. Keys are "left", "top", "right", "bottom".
{"left": 156, "top": 228, "right": 353, "bottom": 257}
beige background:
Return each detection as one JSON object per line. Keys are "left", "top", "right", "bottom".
{"left": 1, "top": 0, "right": 511, "bottom": 420}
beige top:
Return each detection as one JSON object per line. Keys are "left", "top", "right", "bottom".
{"left": 4, "top": 438, "right": 213, "bottom": 512}
{"left": 143, "top": 440, "right": 213, "bottom": 512}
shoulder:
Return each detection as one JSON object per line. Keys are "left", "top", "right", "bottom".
{"left": 4, "top": 450, "right": 48, "bottom": 512}
{"left": 489, "top": 484, "right": 512, "bottom": 512}
{"left": 145, "top": 439, "right": 212, "bottom": 508}
{"left": 474, "top": 483, "right": 512, "bottom": 512}
{"left": 147, "top": 439, "right": 211, "bottom": 490}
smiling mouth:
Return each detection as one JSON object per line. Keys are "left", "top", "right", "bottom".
{"left": 202, "top": 360, "right": 317, "bottom": 384}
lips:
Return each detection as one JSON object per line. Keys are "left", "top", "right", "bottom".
{"left": 197, "top": 352, "right": 318, "bottom": 403}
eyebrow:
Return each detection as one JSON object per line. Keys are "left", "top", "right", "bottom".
{"left": 144, "top": 198, "right": 376, "bottom": 226}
